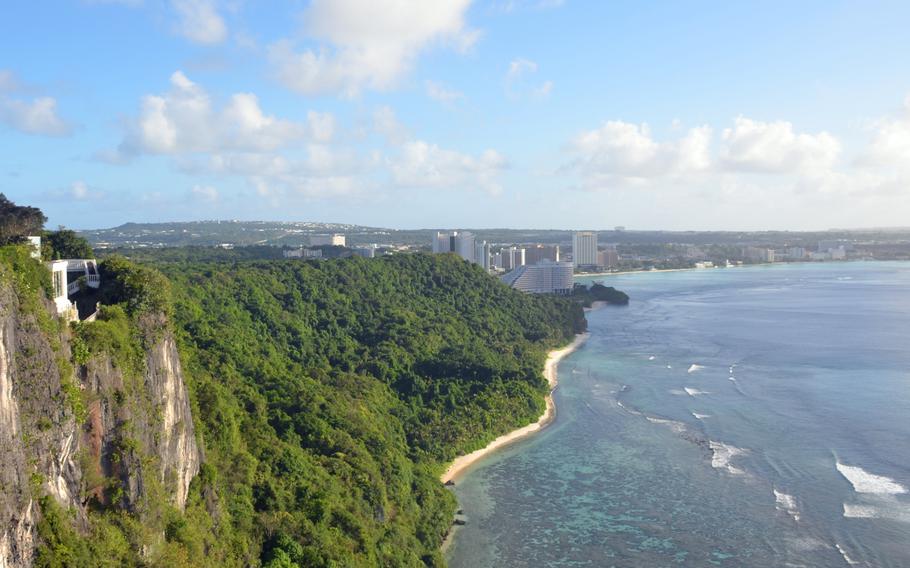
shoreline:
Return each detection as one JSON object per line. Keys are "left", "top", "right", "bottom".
{"left": 576, "top": 259, "right": 873, "bottom": 279}
{"left": 438, "top": 331, "right": 590, "bottom": 485}
{"left": 576, "top": 266, "right": 710, "bottom": 278}
{"left": 438, "top": 304, "right": 602, "bottom": 555}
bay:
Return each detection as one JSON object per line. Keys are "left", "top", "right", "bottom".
{"left": 447, "top": 261, "right": 910, "bottom": 567}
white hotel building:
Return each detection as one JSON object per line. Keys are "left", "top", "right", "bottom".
{"left": 500, "top": 260, "right": 574, "bottom": 295}
{"left": 572, "top": 231, "right": 598, "bottom": 268}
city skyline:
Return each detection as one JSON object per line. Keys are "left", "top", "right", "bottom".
{"left": 3, "top": 1, "right": 910, "bottom": 231}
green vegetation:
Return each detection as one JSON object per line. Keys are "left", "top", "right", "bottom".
{"left": 573, "top": 282, "right": 630, "bottom": 306}
{"left": 0, "top": 193, "right": 46, "bottom": 245}
{"left": 159, "top": 253, "right": 583, "bottom": 566}
{"left": 98, "top": 255, "right": 172, "bottom": 317}
{"left": 16, "top": 243, "right": 584, "bottom": 567}
{"left": 42, "top": 229, "right": 94, "bottom": 260}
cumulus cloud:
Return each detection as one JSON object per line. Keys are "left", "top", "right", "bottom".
{"left": 857, "top": 95, "right": 910, "bottom": 168}
{"left": 171, "top": 0, "right": 227, "bottom": 45}
{"left": 425, "top": 80, "right": 464, "bottom": 105}
{"left": 0, "top": 69, "right": 73, "bottom": 136}
{"left": 564, "top": 115, "right": 860, "bottom": 193}
{"left": 268, "top": 0, "right": 477, "bottom": 96}
{"left": 390, "top": 140, "right": 508, "bottom": 195}
{"left": 114, "top": 71, "right": 328, "bottom": 157}
{"left": 0, "top": 96, "right": 73, "bottom": 137}
{"left": 568, "top": 120, "right": 712, "bottom": 186}
{"left": 720, "top": 117, "right": 840, "bottom": 173}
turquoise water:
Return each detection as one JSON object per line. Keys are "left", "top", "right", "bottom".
{"left": 447, "top": 262, "right": 910, "bottom": 567}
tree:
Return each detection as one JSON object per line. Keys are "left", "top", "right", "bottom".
{"left": 43, "top": 228, "right": 94, "bottom": 260}
{"left": 0, "top": 193, "right": 46, "bottom": 245}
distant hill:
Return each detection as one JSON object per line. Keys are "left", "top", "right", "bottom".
{"left": 79, "top": 220, "right": 910, "bottom": 250}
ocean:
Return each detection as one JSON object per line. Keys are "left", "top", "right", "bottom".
{"left": 446, "top": 262, "right": 910, "bottom": 567}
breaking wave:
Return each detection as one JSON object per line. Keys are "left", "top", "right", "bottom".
{"left": 687, "top": 364, "right": 705, "bottom": 373}
{"left": 836, "top": 462, "right": 907, "bottom": 495}
{"left": 773, "top": 489, "right": 800, "bottom": 521}
{"left": 709, "top": 441, "right": 748, "bottom": 475}
{"left": 835, "top": 543, "right": 859, "bottom": 565}
{"left": 684, "top": 387, "right": 710, "bottom": 396}
{"left": 645, "top": 415, "right": 688, "bottom": 435}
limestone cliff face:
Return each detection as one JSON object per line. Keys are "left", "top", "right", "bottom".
{"left": 145, "top": 334, "right": 200, "bottom": 509}
{"left": 80, "top": 322, "right": 200, "bottom": 513}
{"left": 0, "top": 284, "right": 82, "bottom": 568}
{"left": 0, "top": 281, "right": 201, "bottom": 568}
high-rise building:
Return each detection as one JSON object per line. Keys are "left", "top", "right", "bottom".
{"left": 597, "top": 247, "right": 619, "bottom": 268}
{"left": 501, "top": 246, "right": 526, "bottom": 271}
{"left": 474, "top": 241, "right": 491, "bottom": 271}
{"left": 501, "top": 260, "right": 574, "bottom": 295}
{"left": 352, "top": 246, "right": 375, "bottom": 258}
{"left": 490, "top": 252, "right": 503, "bottom": 271}
{"left": 524, "top": 244, "right": 560, "bottom": 265}
{"left": 572, "top": 231, "right": 598, "bottom": 267}
{"left": 432, "top": 230, "right": 486, "bottom": 266}
{"left": 454, "top": 231, "right": 476, "bottom": 263}
{"left": 432, "top": 231, "right": 455, "bottom": 253}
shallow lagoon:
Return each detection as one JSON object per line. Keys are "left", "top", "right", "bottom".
{"left": 448, "top": 262, "right": 910, "bottom": 567}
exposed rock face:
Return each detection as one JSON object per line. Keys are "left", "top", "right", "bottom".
{"left": 0, "top": 284, "right": 81, "bottom": 568}
{"left": 0, "top": 280, "right": 201, "bottom": 567}
{"left": 146, "top": 335, "right": 200, "bottom": 509}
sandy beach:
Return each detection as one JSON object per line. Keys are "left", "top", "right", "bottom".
{"left": 439, "top": 330, "right": 591, "bottom": 484}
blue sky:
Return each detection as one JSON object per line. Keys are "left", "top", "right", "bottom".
{"left": 2, "top": 0, "right": 910, "bottom": 231}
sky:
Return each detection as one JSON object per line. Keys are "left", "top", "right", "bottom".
{"left": 2, "top": 0, "right": 910, "bottom": 231}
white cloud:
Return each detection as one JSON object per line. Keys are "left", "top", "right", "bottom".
{"left": 720, "top": 117, "right": 840, "bottom": 173}
{"left": 190, "top": 184, "right": 219, "bottom": 201}
{"left": 0, "top": 70, "right": 72, "bottom": 136}
{"left": 390, "top": 140, "right": 508, "bottom": 195}
{"left": 506, "top": 58, "right": 537, "bottom": 81}
{"left": 41, "top": 181, "right": 104, "bottom": 201}
{"left": 534, "top": 80, "right": 553, "bottom": 98}
{"left": 171, "top": 0, "right": 227, "bottom": 45}
{"left": 71, "top": 181, "right": 90, "bottom": 200}
{"left": 504, "top": 58, "right": 552, "bottom": 100}
{"left": 268, "top": 0, "right": 477, "bottom": 96}
{"left": 857, "top": 96, "right": 910, "bottom": 168}
{"left": 425, "top": 80, "right": 464, "bottom": 105}
{"left": 568, "top": 120, "right": 712, "bottom": 186}
{"left": 0, "top": 96, "right": 73, "bottom": 137}
{"left": 373, "top": 105, "right": 409, "bottom": 145}
{"left": 117, "top": 71, "right": 325, "bottom": 156}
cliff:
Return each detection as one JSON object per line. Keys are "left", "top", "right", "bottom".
{"left": 0, "top": 256, "right": 200, "bottom": 567}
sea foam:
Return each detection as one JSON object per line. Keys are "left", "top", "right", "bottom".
{"left": 836, "top": 462, "right": 907, "bottom": 495}
{"left": 773, "top": 489, "right": 800, "bottom": 521}
{"left": 709, "top": 441, "right": 747, "bottom": 475}
{"left": 835, "top": 543, "right": 859, "bottom": 565}
{"left": 645, "top": 416, "right": 688, "bottom": 435}
{"left": 692, "top": 412, "right": 711, "bottom": 420}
